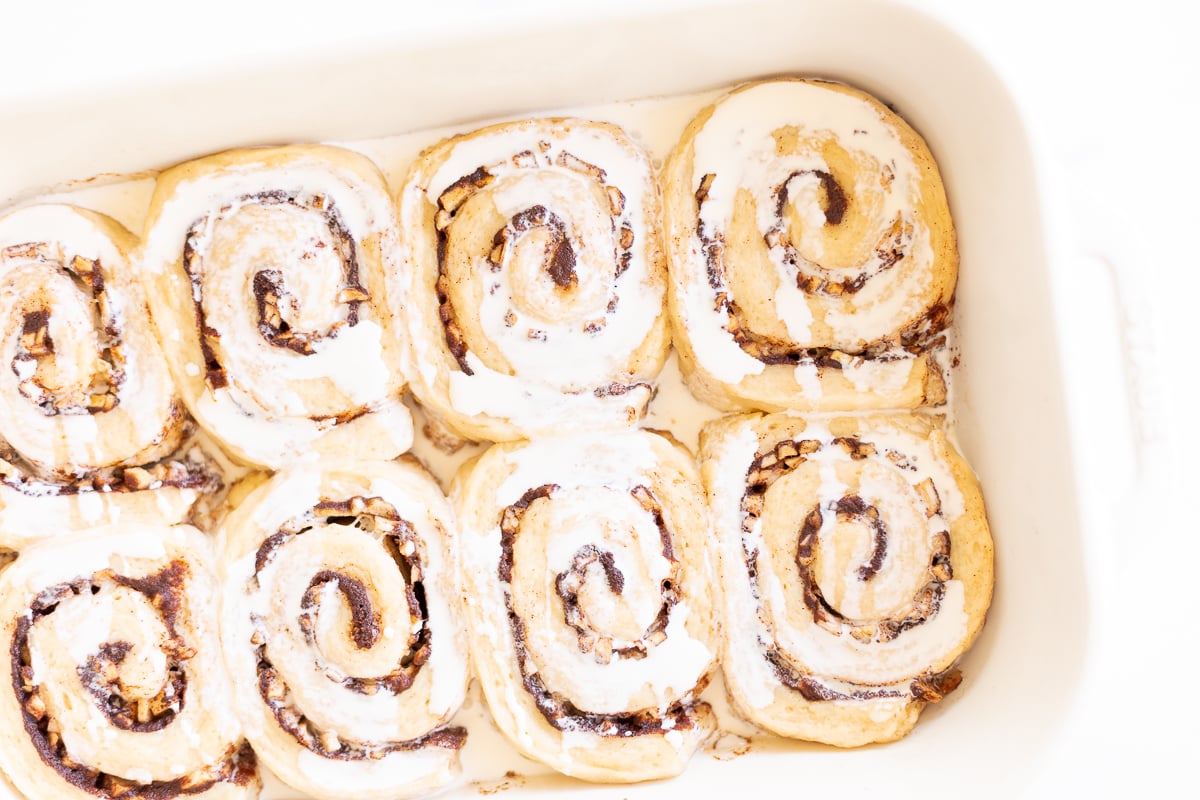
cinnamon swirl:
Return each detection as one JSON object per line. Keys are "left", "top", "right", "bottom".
{"left": 0, "top": 525, "right": 259, "bottom": 798}
{"left": 394, "top": 118, "right": 670, "bottom": 442}
{"left": 663, "top": 79, "right": 955, "bottom": 412}
{"left": 0, "top": 204, "right": 216, "bottom": 546}
{"left": 140, "top": 145, "right": 412, "bottom": 469}
{"left": 700, "top": 411, "right": 992, "bottom": 746}
{"left": 453, "top": 431, "right": 717, "bottom": 782}
{"left": 218, "top": 460, "right": 469, "bottom": 800}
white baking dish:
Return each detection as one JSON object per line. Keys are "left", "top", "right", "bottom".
{"left": 0, "top": 1, "right": 1093, "bottom": 797}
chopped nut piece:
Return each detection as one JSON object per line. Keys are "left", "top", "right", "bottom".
{"left": 618, "top": 224, "right": 635, "bottom": 250}
{"left": 606, "top": 186, "right": 625, "bottom": 216}
{"left": 555, "top": 151, "right": 606, "bottom": 180}
{"left": 336, "top": 286, "right": 371, "bottom": 304}
{"left": 24, "top": 693, "right": 47, "bottom": 720}
{"left": 490, "top": 236, "right": 508, "bottom": 266}
{"left": 71, "top": 254, "right": 96, "bottom": 277}
{"left": 593, "top": 636, "right": 613, "bottom": 665}
{"left": 320, "top": 729, "right": 342, "bottom": 753}
{"left": 122, "top": 466, "right": 153, "bottom": 490}
{"left": 438, "top": 169, "right": 493, "bottom": 213}
{"left": 916, "top": 478, "right": 942, "bottom": 518}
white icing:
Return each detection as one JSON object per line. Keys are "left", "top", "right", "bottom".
{"left": 710, "top": 425, "right": 780, "bottom": 710}
{"left": 678, "top": 273, "right": 765, "bottom": 383}
{"left": 8, "top": 527, "right": 241, "bottom": 786}
{"left": 447, "top": 353, "right": 650, "bottom": 430}
{"left": 221, "top": 462, "right": 467, "bottom": 795}
{"left": 793, "top": 363, "right": 824, "bottom": 401}
{"left": 841, "top": 354, "right": 917, "bottom": 396}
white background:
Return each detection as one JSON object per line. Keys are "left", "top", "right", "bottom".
{"left": 1, "top": 0, "right": 1197, "bottom": 794}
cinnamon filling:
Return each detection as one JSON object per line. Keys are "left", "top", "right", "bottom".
{"left": 3, "top": 244, "right": 125, "bottom": 416}
{"left": 740, "top": 436, "right": 960, "bottom": 702}
{"left": 432, "top": 145, "right": 639, "bottom": 377}
{"left": 692, "top": 173, "right": 949, "bottom": 368}
{"left": 183, "top": 190, "right": 367, "bottom": 391}
{"left": 8, "top": 563, "right": 258, "bottom": 797}
{"left": 79, "top": 642, "right": 186, "bottom": 733}
{"left": 249, "top": 495, "right": 465, "bottom": 760}
{"left": 0, "top": 434, "right": 217, "bottom": 499}
{"left": 503, "top": 206, "right": 578, "bottom": 290}
{"left": 497, "top": 483, "right": 705, "bottom": 736}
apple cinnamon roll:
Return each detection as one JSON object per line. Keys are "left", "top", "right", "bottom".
{"left": 700, "top": 412, "right": 992, "bottom": 746}
{"left": 394, "top": 118, "right": 670, "bottom": 442}
{"left": 0, "top": 524, "right": 259, "bottom": 799}
{"left": 140, "top": 145, "right": 412, "bottom": 469}
{"left": 453, "top": 431, "right": 717, "bottom": 782}
{"left": 0, "top": 205, "right": 217, "bottom": 547}
{"left": 663, "top": 79, "right": 956, "bottom": 412}
{"left": 218, "top": 460, "right": 469, "bottom": 800}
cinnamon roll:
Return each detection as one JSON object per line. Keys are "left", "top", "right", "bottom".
{"left": 663, "top": 79, "right": 956, "bottom": 412}
{"left": 140, "top": 145, "right": 412, "bottom": 469}
{"left": 0, "top": 205, "right": 216, "bottom": 547}
{"left": 0, "top": 525, "right": 259, "bottom": 798}
{"left": 453, "top": 431, "right": 717, "bottom": 782}
{"left": 218, "top": 460, "right": 469, "bottom": 800}
{"left": 394, "top": 118, "right": 670, "bottom": 442}
{"left": 700, "top": 412, "right": 992, "bottom": 746}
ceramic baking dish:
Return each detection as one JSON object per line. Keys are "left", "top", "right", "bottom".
{"left": 0, "top": 0, "right": 1089, "bottom": 797}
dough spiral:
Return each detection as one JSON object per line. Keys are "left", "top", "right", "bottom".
{"left": 0, "top": 204, "right": 216, "bottom": 546}
{"left": 140, "top": 145, "right": 412, "bottom": 469}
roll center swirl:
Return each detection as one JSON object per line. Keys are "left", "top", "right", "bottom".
{"left": 3, "top": 244, "right": 123, "bottom": 416}
{"left": 185, "top": 191, "right": 368, "bottom": 387}
{"left": 432, "top": 146, "right": 637, "bottom": 376}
